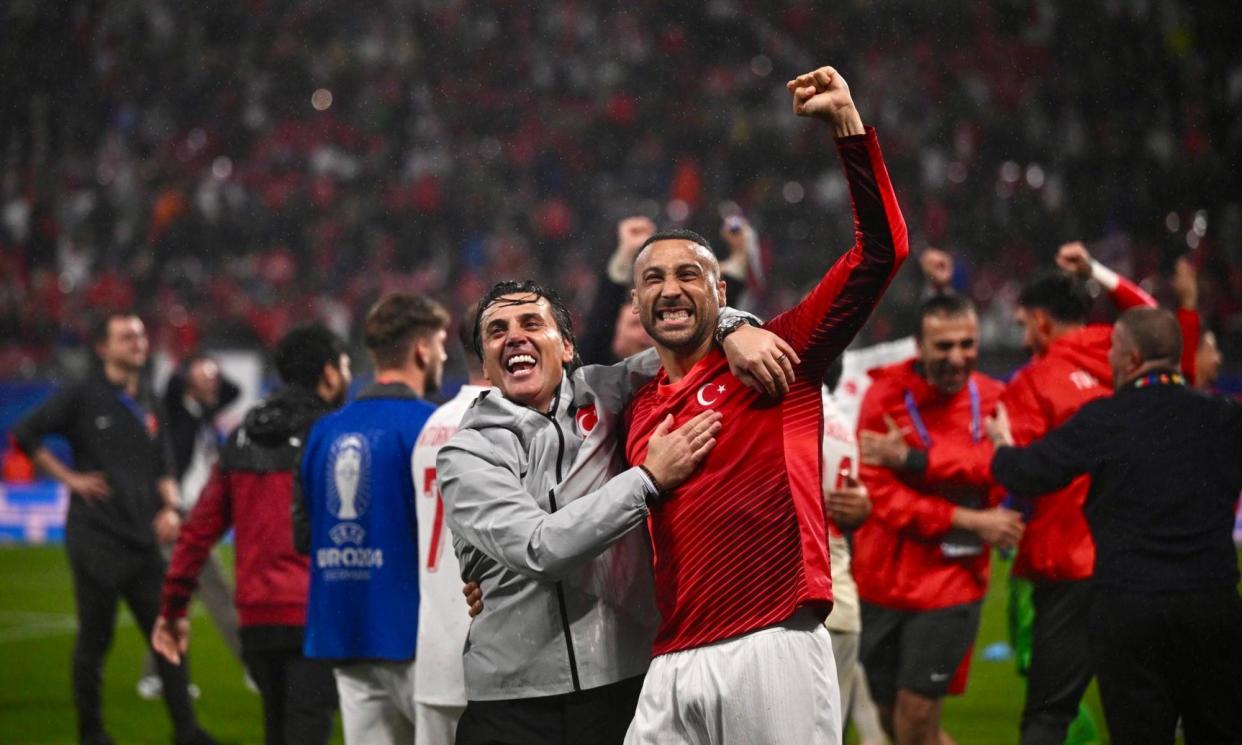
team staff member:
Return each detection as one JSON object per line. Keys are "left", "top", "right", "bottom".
{"left": 153, "top": 324, "right": 349, "bottom": 745}
{"left": 852, "top": 294, "right": 1022, "bottom": 745}
{"left": 990, "top": 307, "right": 1242, "bottom": 744}
{"left": 299, "top": 294, "right": 449, "bottom": 744}
{"left": 410, "top": 304, "right": 490, "bottom": 745}
{"left": 622, "top": 65, "right": 908, "bottom": 745}
{"left": 438, "top": 279, "right": 788, "bottom": 745}
{"left": 13, "top": 312, "right": 216, "bottom": 745}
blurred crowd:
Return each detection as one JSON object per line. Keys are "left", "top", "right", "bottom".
{"left": 1, "top": 0, "right": 1240, "bottom": 382}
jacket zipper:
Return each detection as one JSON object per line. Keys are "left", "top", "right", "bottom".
{"left": 546, "top": 398, "right": 582, "bottom": 692}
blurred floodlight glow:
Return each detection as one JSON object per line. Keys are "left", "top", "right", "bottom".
{"left": 212, "top": 156, "right": 233, "bottom": 180}
{"left": 1000, "top": 160, "right": 1021, "bottom": 184}
{"left": 1166, "top": 212, "right": 1181, "bottom": 232}
{"left": 312, "top": 88, "right": 333, "bottom": 111}
{"left": 666, "top": 199, "right": 690, "bottom": 223}
{"left": 750, "top": 55, "right": 773, "bottom": 77}
{"left": 782, "top": 181, "right": 805, "bottom": 204}
{"left": 1025, "top": 164, "right": 1045, "bottom": 189}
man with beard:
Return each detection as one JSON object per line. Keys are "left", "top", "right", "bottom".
{"left": 14, "top": 311, "right": 216, "bottom": 745}
{"left": 850, "top": 293, "right": 1022, "bottom": 745}
{"left": 437, "top": 278, "right": 792, "bottom": 745}
{"left": 621, "top": 65, "right": 908, "bottom": 744}
{"left": 154, "top": 323, "right": 351, "bottom": 745}
{"left": 296, "top": 293, "right": 449, "bottom": 744}
{"left": 990, "top": 307, "right": 1242, "bottom": 743}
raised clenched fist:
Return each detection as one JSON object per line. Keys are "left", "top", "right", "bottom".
{"left": 786, "top": 66, "right": 864, "bottom": 137}
{"left": 1055, "top": 241, "right": 1093, "bottom": 278}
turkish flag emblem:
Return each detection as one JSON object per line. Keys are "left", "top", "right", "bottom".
{"left": 575, "top": 405, "right": 598, "bottom": 437}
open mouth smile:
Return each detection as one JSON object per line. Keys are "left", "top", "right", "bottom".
{"left": 504, "top": 353, "right": 538, "bottom": 379}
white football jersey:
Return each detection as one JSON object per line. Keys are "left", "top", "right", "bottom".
{"left": 822, "top": 387, "right": 862, "bottom": 634}
{"left": 411, "top": 384, "right": 489, "bottom": 706}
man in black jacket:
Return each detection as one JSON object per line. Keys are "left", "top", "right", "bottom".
{"left": 12, "top": 312, "right": 217, "bottom": 745}
{"left": 988, "top": 307, "right": 1242, "bottom": 745}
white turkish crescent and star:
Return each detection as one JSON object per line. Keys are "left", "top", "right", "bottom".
{"left": 696, "top": 383, "right": 727, "bottom": 407}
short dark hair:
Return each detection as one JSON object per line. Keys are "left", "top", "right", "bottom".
{"left": 1018, "top": 272, "right": 1092, "bottom": 324}
{"left": 638, "top": 228, "right": 714, "bottom": 255}
{"left": 274, "top": 324, "right": 347, "bottom": 388}
{"left": 916, "top": 293, "right": 976, "bottom": 339}
{"left": 1116, "top": 307, "right": 1182, "bottom": 366}
{"left": 90, "top": 311, "right": 140, "bottom": 346}
{"left": 472, "top": 280, "right": 578, "bottom": 366}
{"left": 364, "top": 293, "right": 449, "bottom": 370}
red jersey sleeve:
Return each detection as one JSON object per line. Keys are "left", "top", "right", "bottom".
{"left": 765, "top": 128, "right": 908, "bottom": 378}
{"left": 1107, "top": 274, "right": 1157, "bottom": 311}
{"left": 160, "top": 465, "right": 234, "bottom": 620}
{"left": 1177, "top": 307, "right": 1200, "bottom": 384}
{"left": 1001, "top": 367, "right": 1051, "bottom": 447}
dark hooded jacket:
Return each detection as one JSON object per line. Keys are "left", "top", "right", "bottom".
{"left": 161, "top": 386, "right": 334, "bottom": 627}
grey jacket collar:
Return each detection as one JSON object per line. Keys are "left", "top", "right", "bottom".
{"left": 462, "top": 373, "right": 576, "bottom": 436}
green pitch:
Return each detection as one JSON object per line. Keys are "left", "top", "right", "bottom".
{"left": 0, "top": 545, "right": 1107, "bottom": 744}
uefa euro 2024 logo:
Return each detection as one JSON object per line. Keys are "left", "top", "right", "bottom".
{"left": 327, "top": 433, "right": 371, "bottom": 522}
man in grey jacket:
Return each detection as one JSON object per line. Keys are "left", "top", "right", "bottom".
{"left": 437, "top": 279, "right": 795, "bottom": 745}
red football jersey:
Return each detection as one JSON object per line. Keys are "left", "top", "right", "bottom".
{"left": 625, "top": 128, "right": 907, "bottom": 656}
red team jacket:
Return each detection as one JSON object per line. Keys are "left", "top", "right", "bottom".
{"left": 1003, "top": 325, "right": 1113, "bottom": 581}
{"left": 625, "top": 128, "right": 908, "bottom": 656}
{"left": 852, "top": 361, "right": 1005, "bottom": 611}
{"left": 162, "top": 465, "right": 311, "bottom": 627}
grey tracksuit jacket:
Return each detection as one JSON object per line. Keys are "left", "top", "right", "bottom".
{"left": 436, "top": 352, "right": 661, "bottom": 700}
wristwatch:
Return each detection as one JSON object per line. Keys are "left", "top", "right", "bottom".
{"left": 713, "top": 314, "right": 756, "bottom": 346}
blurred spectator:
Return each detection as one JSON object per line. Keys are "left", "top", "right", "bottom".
{"left": 0, "top": 2, "right": 1239, "bottom": 385}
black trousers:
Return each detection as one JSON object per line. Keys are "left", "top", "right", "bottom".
{"left": 240, "top": 627, "right": 338, "bottom": 745}
{"left": 1020, "top": 579, "right": 1093, "bottom": 745}
{"left": 456, "top": 674, "right": 645, "bottom": 745}
{"left": 1089, "top": 587, "right": 1242, "bottom": 745}
{"left": 67, "top": 540, "right": 199, "bottom": 742}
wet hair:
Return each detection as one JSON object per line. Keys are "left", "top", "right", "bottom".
{"left": 90, "top": 311, "right": 140, "bottom": 346}
{"left": 1018, "top": 271, "right": 1092, "bottom": 325}
{"left": 274, "top": 324, "right": 347, "bottom": 388}
{"left": 638, "top": 228, "right": 714, "bottom": 255}
{"left": 915, "top": 293, "right": 976, "bottom": 339}
{"left": 363, "top": 293, "right": 449, "bottom": 369}
{"left": 472, "top": 280, "right": 579, "bottom": 367}
{"left": 1115, "top": 307, "right": 1182, "bottom": 367}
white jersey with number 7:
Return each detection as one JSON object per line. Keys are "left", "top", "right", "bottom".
{"left": 411, "top": 384, "right": 489, "bottom": 707}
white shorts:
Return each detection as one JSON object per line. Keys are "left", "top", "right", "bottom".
{"left": 414, "top": 701, "right": 465, "bottom": 745}
{"left": 625, "top": 610, "right": 841, "bottom": 745}
{"left": 335, "top": 659, "right": 417, "bottom": 745}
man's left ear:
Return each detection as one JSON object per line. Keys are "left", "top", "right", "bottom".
{"left": 412, "top": 338, "right": 429, "bottom": 369}
{"left": 716, "top": 279, "right": 727, "bottom": 306}
{"left": 561, "top": 339, "right": 576, "bottom": 366}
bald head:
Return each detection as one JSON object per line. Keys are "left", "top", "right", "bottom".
{"left": 1109, "top": 307, "right": 1183, "bottom": 387}
{"left": 1116, "top": 308, "right": 1183, "bottom": 365}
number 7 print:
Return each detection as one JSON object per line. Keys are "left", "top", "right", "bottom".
{"left": 423, "top": 467, "right": 447, "bottom": 572}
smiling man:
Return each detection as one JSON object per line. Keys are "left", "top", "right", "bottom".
{"left": 436, "top": 280, "right": 793, "bottom": 745}
{"left": 620, "top": 65, "right": 908, "bottom": 745}
{"left": 852, "top": 293, "right": 1021, "bottom": 745}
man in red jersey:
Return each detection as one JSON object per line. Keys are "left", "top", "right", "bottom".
{"left": 622, "top": 65, "right": 908, "bottom": 744}
{"left": 852, "top": 293, "right": 1021, "bottom": 745}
